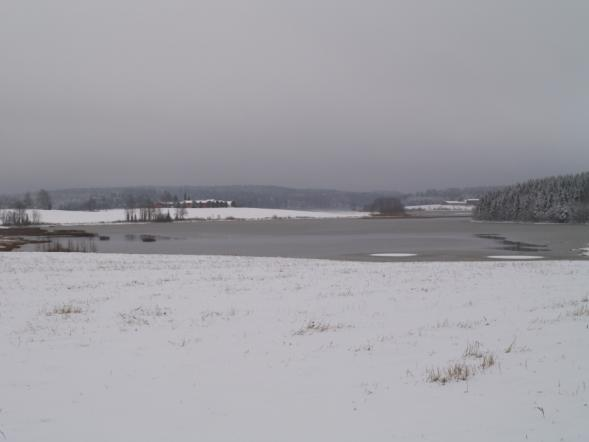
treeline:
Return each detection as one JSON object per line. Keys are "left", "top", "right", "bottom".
{"left": 2, "top": 186, "right": 401, "bottom": 211}
{"left": 474, "top": 172, "right": 589, "bottom": 223}
{"left": 0, "top": 189, "right": 52, "bottom": 210}
{"left": 0, "top": 189, "right": 51, "bottom": 225}
{"left": 124, "top": 207, "right": 184, "bottom": 222}
{"left": 364, "top": 197, "right": 405, "bottom": 215}
{"left": 0, "top": 208, "right": 41, "bottom": 226}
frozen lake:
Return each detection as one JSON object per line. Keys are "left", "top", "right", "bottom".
{"left": 22, "top": 217, "right": 589, "bottom": 261}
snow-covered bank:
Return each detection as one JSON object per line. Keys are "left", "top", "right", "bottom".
{"left": 406, "top": 204, "right": 474, "bottom": 212}
{"left": 1, "top": 254, "right": 587, "bottom": 441}
{"left": 17, "top": 208, "right": 367, "bottom": 225}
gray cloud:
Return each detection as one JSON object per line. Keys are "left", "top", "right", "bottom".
{"left": 1, "top": 0, "right": 588, "bottom": 193}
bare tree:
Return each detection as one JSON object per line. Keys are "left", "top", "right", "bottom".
{"left": 23, "top": 192, "right": 33, "bottom": 208}
{"left": 175, "top": 206, "right": 188, "bottom": 220}
{"left": 30, "top": 210, "right": 42, "bottom": 224}
{"left": 125, "top": 207, "right": 137, "bottom": 222}
{"left": 0, "top": 206, "right": 37, "bottom": 225}
{"left": 36, "top": 189, "right": 52, "bottom": 210}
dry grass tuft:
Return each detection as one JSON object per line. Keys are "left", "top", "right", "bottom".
{"left": 571, "top": 305, "right": 589, "bottom": 317}
{"left": 119, "top": 306, "right": 171, "bottom": 327}
{"left": 463, "top": 341, "right": 484, "bottom": 358}
{"left": 504, "top": 337, "right": 517, "bottom": 353}
{"left": 427, "top": 341, "right": 497, "bottom": 385}
{"left": 49, "top": 304, "right": 82, "bottom": 315}
{"left": 426, "top": 362, "right": 471, "bottom": 384}
{"left": 481, "top": 353, "right": 496, "bottom": 369}
{"left": 295, "top": 320, "right": 340, "bottom": 335}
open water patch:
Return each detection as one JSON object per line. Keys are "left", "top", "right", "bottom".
{"left": 475, "top": 233, "right": 550, "bottom": 253}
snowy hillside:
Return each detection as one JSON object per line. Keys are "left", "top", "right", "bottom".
{"left": 474, "top": 171, "right": 589, "bottom": 223}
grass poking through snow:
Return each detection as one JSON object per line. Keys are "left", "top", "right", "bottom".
{"left": 570, "top": 305, "right": 589, "bottom": 317}
{"left": 294, "top": 320, "right": 343, "bottom": 335}
{"left": 426, "top": 362, "right": 471, "bottom": 384}
{"left": 48, "top": 304, "right": 83, "bottom": 315}
{"left": 427, "top": 341, "right": 497, "bottom": 385}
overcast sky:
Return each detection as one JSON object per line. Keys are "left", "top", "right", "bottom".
{"left": 1, "top": 0, "right": 588, "bottom": 193}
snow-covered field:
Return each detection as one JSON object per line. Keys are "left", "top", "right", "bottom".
{"left": 14, "top": 208, "right": 367, "bottom": 225}
{"left": 1, "top": 253, "right": 588, "bottom": 441}
{"left": 405, "top": 204, "right": 474, "bottom": 211}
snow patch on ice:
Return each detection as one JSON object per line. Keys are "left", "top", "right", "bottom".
{"left": 487, "top": 255, "right": 544, "bottom": 260}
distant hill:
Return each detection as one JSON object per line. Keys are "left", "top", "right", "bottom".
{"left": 474, "top": 172, "right": 589, "bottom": 223}
{"left": 1, "top": 185, "right": 401, "bottom": 211}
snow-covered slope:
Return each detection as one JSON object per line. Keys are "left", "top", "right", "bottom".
{"left": 406, "top": 204, "right": 474, "bottom": 211}
{"left": 18, "top": 208, "right": 367, "bottom": 225}
{"left": 1, "top": 254, "right": 587, "bottom": 441}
